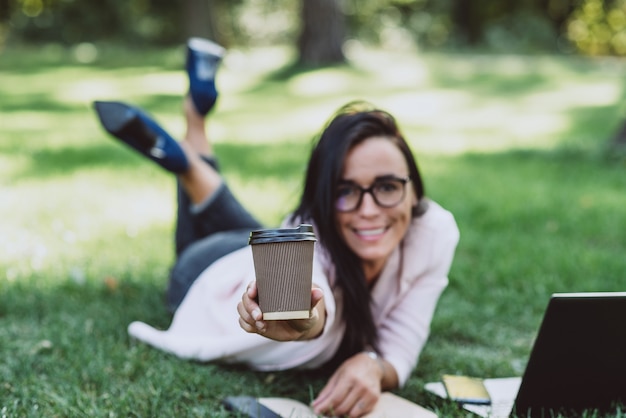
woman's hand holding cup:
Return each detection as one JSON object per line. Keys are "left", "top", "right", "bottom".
{"left": 237, "top": 281, "right": 325, "bottom": 341}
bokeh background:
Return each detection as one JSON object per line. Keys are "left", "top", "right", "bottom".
{"left": 4, "top": 0, "right": 626, "bottom": 60}
{"left": 2, "top": 1, "right": 626, "bottom": 416}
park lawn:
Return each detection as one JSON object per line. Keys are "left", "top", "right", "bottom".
{"left": 1, "top": 43, "right": 626, "bottom": 417}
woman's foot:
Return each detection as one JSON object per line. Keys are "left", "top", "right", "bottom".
{"left": 186, "top": 37, "right": 225, "bottom": 116}
{"left": 93, "top": 101, "right": 189, "bottom": 173}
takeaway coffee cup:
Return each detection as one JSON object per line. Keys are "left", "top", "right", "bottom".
{"left": 248, "top": 224, "right": 316, "bottom": 320}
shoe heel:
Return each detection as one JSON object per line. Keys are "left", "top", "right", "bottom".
{"left": 188, "top": 38, "right": 225, "bottom": 67}
{"left": 186, "top": 38, "right": 225, "bottom": 115}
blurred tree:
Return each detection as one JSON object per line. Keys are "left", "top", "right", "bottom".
{"left": 183, "top": 0, "right": 220, "bottom": 43}
{"left": 541, "top": 0, "right": 579, "bottom": 32}
{"left": 0, "top": 0, "right": 9, "bottom": 22}
{"left": 452, "top": 1, "right": 487, "bottom": 45}
{"left": 2, "top": 0, "right": 626, "bottom": 59}
{"left": 297, "top": 0, "right": 345, "bottom": 65}
{"left": 450, "top": 0, "right": 563, "bottom": 51}
{"left": 5, "top": 0, "right": 182, "bottom": 45}
{"left": 566, "top": 0, "right": 626, "bottom": 55}
{"left": 223, "top": 0, "right": 296, "bottom": 47}
{"left": 0, "top": 0, "right": 10, "bottom": 47}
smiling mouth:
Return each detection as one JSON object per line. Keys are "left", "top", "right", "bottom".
{"left": 355, "top": 227, "right": 387, "bottom": 237}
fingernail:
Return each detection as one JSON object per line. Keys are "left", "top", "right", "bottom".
{"left": 252, "top": 308, "right": 262, "bottom": 320}
{"left": 255, "top": 321, "right": 265, "bottom": 332}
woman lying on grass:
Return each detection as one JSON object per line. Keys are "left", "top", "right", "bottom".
{"left": 93, "top": 38, "right": 459, "bottom": 417}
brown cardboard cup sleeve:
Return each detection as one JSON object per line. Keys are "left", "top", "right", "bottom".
{"left": 248, "top": 224, "right": 316, "bottom": 320}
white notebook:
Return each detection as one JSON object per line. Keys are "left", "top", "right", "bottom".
{"left": 425, "top": 377, "right": 521, "bottom": 417}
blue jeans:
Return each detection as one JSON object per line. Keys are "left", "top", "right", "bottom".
{"left": 167, "top": 157, "right": 263, "bottom": 312}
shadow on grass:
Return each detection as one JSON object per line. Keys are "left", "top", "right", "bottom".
{"left": 132, "top": 94, "right": 186, "bottom": 114}
{"left": 0, "top": 93, "right": 182, "bottom": 114}
{"left": 10, "top": 143, "right": 152, "bottom": 180}
{"left": 262, "top": 59, "right": 356, "bottom": 81}
{"left": 1, "top": 95, "right": 81, "bottom": 113}
{"left": 8, "top": 141, "right": 312, "bottom": 182}
{"left": 563, "top": 104, "right": 625, "bottom": 146}
{"left": 432, "top": 70, "right": 553, "bottom": 95}
{"left": 0, "top": 44, "right": 185, "bottom": 75}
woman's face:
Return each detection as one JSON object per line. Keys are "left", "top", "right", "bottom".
{"left": 335, "top": 136, "right": 416, "bottom": 281}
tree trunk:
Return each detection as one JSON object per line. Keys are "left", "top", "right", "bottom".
{"left": 0, "top": 0, "right": 9, "bottom": 22}
{"left": 297, "top": 0, "right": 345, "bottom": 66}
{"left": 182, "top": 0, "right": 219, "bottom": 43}
{"left": 0, "top": 0, "right": 10, "bottom": 31}
{"left": 452, "top": 1, "right": 483, "bottom": 45}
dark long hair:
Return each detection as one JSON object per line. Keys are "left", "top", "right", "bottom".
{"left": 291, "top": 101, "right": 425, "bottom": 366}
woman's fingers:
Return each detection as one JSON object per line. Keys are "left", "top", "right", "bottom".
{"left": 316, "top": 385, "right": 376, "bottom": 417}
{"left": 242, "top": 282, "right": 262, "bottom": 318}
{"left": 237, "top": 315, "right": 254, "bottom": 333}
{"left": 237, "top": 281, "right": 266, "bottom": 333}
{"left": 314, "top": 386, "right": 363, "bottom": 417}
{"left": 246, "top": 280, "right": 258, "bottom": 299}
{"left": 239, "top": 283, "right": 325, "bottom": 340}
{"left": 310, "top": 287, "right": 323, "bottom": 309}
{"left": 312, "top": 375, "right": 344, "bottom": 415}
{"left": 334, "top": 388, "right": 366, "bottom": 417}
{"left": 349, "top": 399, "right": 375, "bottom": 418}
{"left": 312, "top": 354, "right": 381, "bottom": 417}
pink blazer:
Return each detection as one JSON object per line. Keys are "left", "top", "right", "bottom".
{"left": 128, "top": 199, "right": 459, "bottom": 387}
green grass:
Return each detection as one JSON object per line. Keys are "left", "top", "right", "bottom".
{"left": 2, "top": 43, "right": 626, "bottom": 417}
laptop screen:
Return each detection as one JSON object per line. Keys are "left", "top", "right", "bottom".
{"left": 513, "top": 292, "right": 626, "bottom": 417}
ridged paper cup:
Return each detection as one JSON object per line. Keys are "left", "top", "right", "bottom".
{"left": 248, "top": 224, "right": 316, "bottom": 320}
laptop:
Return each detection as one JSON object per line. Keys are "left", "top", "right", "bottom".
{"left": 426, "top": 292, "right": 626, "bottom": 417}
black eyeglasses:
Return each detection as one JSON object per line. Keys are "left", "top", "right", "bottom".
{"left": 335, "top": 176, "right": 411, "bottom": 212}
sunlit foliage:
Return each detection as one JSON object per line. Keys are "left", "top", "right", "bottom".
{"left": 3, "top": 0, "right": 626, "bottom": 56}
{"left": 566, "top": 0, "right": 626, "bottom": 55}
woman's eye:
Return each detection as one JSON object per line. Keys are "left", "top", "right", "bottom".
{"left": 376, "top": 181, "right": 399, "bottom": 193}
{"left": 337, "top": 186, "right": 356, "bottom": 197}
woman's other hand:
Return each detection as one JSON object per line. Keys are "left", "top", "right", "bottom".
{"left": 311, "top": 351, "right": 390, "bottom": 417}
{"left": 237, "top": 281, "right": 325, "bottom": 341}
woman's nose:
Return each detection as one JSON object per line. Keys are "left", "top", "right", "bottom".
{"left": 357, "top": 191, "right": 381, "bottom": 215}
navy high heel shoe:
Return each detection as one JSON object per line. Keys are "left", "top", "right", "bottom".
{"left": 93, "top": 101, "right": 189, "bottom": 173}
{"left": 186, "top": 37, "right": 225, "bottom": 116}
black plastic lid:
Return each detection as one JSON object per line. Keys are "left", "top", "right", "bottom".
{"left": 248, "top": 224, "right": 317, "bottom": 245}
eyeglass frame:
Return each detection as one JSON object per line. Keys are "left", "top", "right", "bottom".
{"left": 335, "top": 175, "right": 412, "bottom": 212}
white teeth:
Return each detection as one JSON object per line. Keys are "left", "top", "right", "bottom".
{"left": 357, "top": 228, "right": 385, "bottom": 236}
